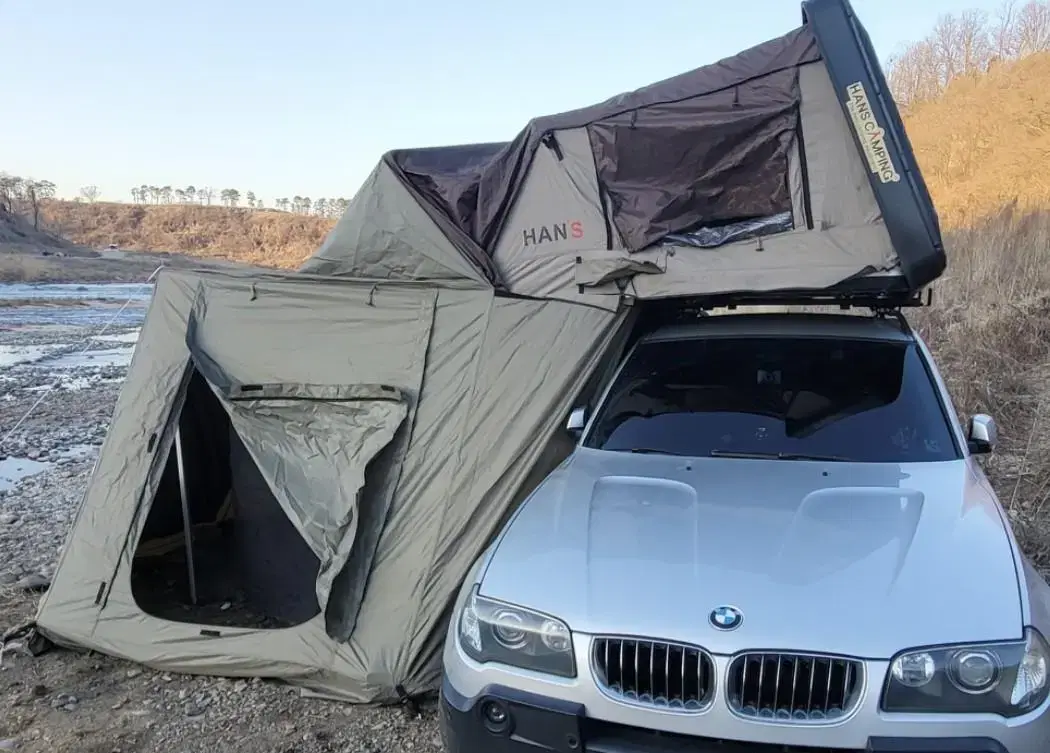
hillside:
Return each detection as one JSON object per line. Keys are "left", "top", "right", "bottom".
{"left": 40, "top": 200, "right": 336, "bottom": 269}
{"left": 0, "top": 207, "right": 79, "bottom": 252}
{"left": 903, "top": 51, "right": 1050, "bottom": 225}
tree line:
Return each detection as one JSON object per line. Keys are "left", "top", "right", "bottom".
{"left": 885, "top": 0, "right": 1050, "bottom": 108}
{"left": 0, "top": 172, "right": 57, "bottom": 230}
{"left": 126, "top": 184, "right": 351, "bottom": 217}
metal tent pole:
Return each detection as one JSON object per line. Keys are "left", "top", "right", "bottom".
{"left": 174, "top": 426, "right": 198, "bottom": 605}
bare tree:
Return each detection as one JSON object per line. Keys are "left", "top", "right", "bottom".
{"left": 992, "top": 0, "right": 1020, "bottom": 58}
{"left": 1, "top": 173, "right": 24, "bottom": 213}
{"left": 1015, "top": 0, "right": 1050, "bottom": 54}
{"left": 199, "top": 187, "right": 214, "bottom": 205}
{"left": 886, "top": 0, "right": 1050, "bottom": 105}
{"left": 79, "top": 185, "right": 100, "bottom": 203}
{"left": 24, "top": 179, "right": 56, "bottom": 230}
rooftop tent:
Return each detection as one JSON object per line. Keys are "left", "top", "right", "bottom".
{"left": 380, "top": 0, "right": 944, "bottom": 306}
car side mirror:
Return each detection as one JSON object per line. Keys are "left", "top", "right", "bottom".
{"left": 566, "top": 406, "right": 587, "bottom": 438}
{"left": 967, "top": 414, "right": 998, "bottom": 455}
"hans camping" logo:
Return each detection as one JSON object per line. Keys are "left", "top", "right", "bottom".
{"left": 522, "top": 220, "right": 584, "bottom": 247}
{"left": 844, "top": 81, "right": 901, "bottom": 185}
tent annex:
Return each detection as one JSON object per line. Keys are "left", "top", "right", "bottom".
{"left": 29, "top": 0, "right": 947, "bottom": 705}
{"left": 33, "top": 265, "right": 629, "bottom": 702}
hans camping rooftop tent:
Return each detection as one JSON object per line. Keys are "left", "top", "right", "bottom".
{"left": 304, "top": 0, "right": 944, "bottom": 307}
{"left": 32, "top": 0, "right": 945, "bottom": 704}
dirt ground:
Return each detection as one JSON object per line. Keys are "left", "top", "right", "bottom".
{"left": 0, "top": 244, "right": 443, "bottom": 753}
{"left": 0, "top": 590, "right": 440, "bottom": 753}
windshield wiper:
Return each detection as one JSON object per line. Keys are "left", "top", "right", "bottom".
{"left": 620, "top": 447, "right": 691, "bottom": 456}
{"left": 709, "top": 449, "right": 849, "bottom": 462}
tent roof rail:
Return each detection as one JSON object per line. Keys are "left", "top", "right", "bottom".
{"left": 644, "top": 286, "right": 929, "bottom": 314}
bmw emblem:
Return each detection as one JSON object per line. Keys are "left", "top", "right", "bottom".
{"left": 709, "top": 605, "right": 743, "bottom": 631}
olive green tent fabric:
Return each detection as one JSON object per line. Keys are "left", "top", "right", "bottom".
{"left": 299, "top": 161, "right": 492, "bottom": 285}
{"left": 219, "top": 392, "right": 408, "bottom": 612}
{"left": 34, "top": 266, "right": 624, "bottom": 702}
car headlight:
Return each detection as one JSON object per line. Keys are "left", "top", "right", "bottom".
{"left": 457, "top": 585, "right": 576, "bottom": 678}
{"left": 882, "top": 627, "right": 1050, "bottom": 717}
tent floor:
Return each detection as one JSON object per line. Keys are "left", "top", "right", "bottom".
{"left": 130, "top": 523, "right": 303, "bottom": 630}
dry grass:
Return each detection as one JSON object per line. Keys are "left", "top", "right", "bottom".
{"left": 913, "top": 205, "right": 1050, "bottom": 567}
{"left": 39, "top": 200, "right": 336, "bottom": 269}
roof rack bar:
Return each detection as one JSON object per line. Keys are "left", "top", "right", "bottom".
{"left": 641, "top": 288, "right": 926, "bottom": 313}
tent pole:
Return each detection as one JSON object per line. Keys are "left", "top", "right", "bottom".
{"left": 174, "top": 426, "right": 198, "bottom": 605}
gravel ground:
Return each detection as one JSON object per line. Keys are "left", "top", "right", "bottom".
{"left": 0, "top": 287, "right": 442, "bottom": 753}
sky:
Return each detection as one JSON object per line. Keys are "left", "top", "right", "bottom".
{"left": 0, "top": 0, "right": 1008, "bottom": 205}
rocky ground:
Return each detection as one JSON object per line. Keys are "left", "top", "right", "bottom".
{"left": 0, "top": 286, "right": 442, "bottom": 753}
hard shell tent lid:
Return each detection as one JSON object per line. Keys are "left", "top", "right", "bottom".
{"left": 312, "top": 0, "right": 944, "bottom": 306}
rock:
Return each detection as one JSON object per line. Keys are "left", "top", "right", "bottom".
{"left": 50, "top": 692, "right": 77, "bottom": 710}
{"left": 0, "top": 739, "right": 18, "bottom": 750}
{"left": 14, "top": 574, "right": 49, "bottom": 592}
{"left": 184, "top": 702, "right": 206, "bottom": 717}
{"left": 0, "top": 513, "right": 17, "bottom": 525}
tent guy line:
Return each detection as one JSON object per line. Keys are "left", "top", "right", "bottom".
{"left": 0, "top": 265, "right": 165, "bottom": 450}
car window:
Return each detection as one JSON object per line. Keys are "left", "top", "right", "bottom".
{"left": 583, "top": 335, "right": 960, "bottom": 463}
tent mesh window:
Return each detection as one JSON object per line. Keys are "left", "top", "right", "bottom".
{"left": 129, "top": 368, "right": 322, "bottom": 629}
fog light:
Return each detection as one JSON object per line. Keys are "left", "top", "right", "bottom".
{"left": 891, "top": 651, "right": 935, "bottom": 687}
{"left": 480, "top": 699, "right": 511, "bottom": 734}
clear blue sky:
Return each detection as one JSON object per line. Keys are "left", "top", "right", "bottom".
{"left": 0, "top": 0, "right": 1005, "bottom": 205}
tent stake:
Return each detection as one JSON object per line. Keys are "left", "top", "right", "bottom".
{"left": 174, "top": 426, "right": 198, "bottom": 605}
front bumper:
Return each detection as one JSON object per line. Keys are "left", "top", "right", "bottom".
{"left": 440, "top": 678, "right": 1014, "bottom": 752}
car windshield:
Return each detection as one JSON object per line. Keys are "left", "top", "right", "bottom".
{"left": 582, "top": 334, "right": 960, "bottom": 463}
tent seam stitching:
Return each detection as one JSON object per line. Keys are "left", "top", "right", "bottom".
{"left": 399, "top": 290, "right": 495, "bottom": 686}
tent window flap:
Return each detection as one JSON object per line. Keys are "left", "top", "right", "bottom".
{"left": 131, "top": 361, "right": 410, "bottom": 636}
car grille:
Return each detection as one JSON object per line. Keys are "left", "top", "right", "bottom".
{"left": 591, "top": 636, "right": 714, "bottom": 711}
{"left": 727, "top": 652, "right": 863, "bottom": 722}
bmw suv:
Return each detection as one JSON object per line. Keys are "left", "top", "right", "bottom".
{"left": 439, "top": 311, "right": 1050, "bottom": 753}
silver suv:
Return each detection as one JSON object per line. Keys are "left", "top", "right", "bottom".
{"left": 439, "top": 311, "right": 1050, "bottom": 753}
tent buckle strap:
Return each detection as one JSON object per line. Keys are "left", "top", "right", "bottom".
{"left": 395, "top": 684, "right": 423, "bottom": 717}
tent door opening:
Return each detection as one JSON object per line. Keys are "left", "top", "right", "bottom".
{"left": 130, "top": 368, "right": 322, "bottom": 629}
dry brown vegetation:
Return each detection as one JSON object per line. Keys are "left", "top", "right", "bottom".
{"left": 905, "top": 52, "right": 1050, "bottom": 224}
{"left": 912, "top": 207, "right": 1050, "bottom": 567}
{"left": 40, "top": 200, "right": 335, "bottom": 269}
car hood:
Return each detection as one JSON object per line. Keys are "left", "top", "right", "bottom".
{"left": 479, "top": 448, "right": 1022, "bottom": 658}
